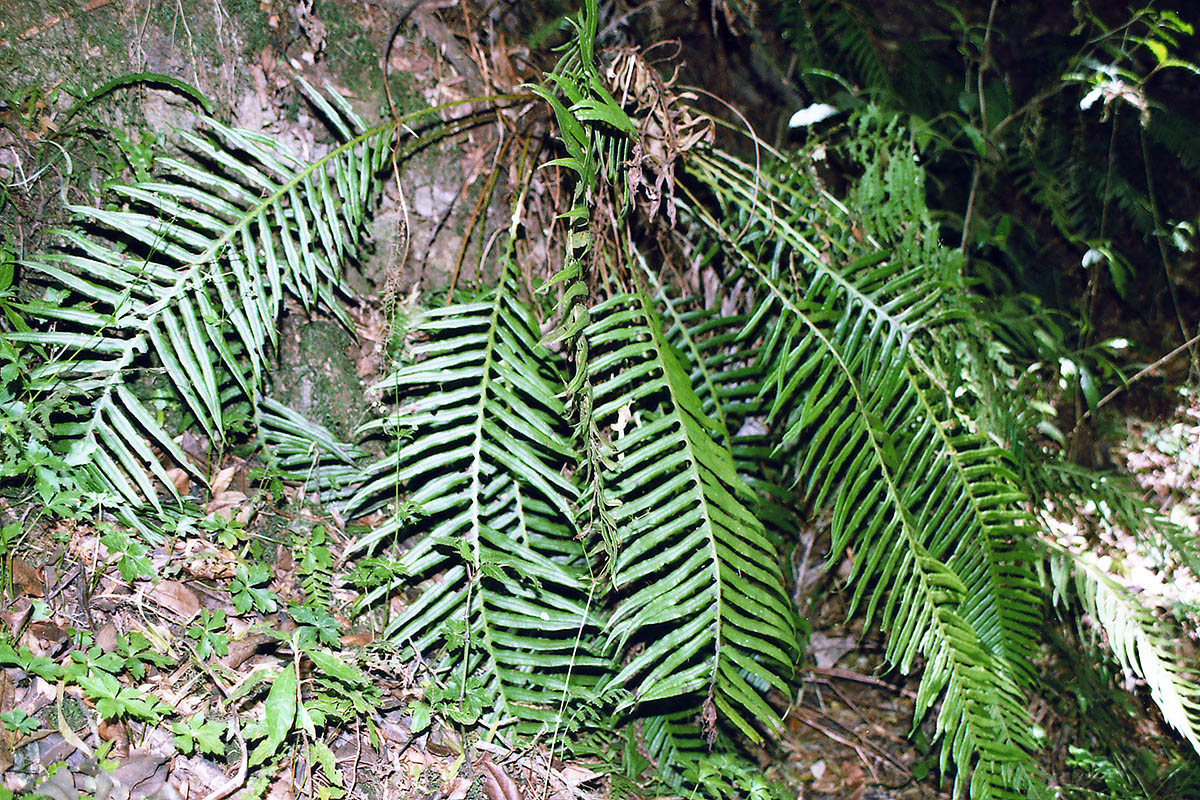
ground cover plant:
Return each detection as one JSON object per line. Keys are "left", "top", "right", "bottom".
{"left": 1, "top": 1, "right": 1199, "bottom": 799}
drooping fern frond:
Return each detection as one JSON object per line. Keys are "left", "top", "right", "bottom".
{"left": 651, "top": 279, "right": 803, "bottom": 553}
{"left": 1045, "top": 539, "right": 1200, "bottom": 752}
{"left": 584, "top": 290, "right": 801, "bottom": 744}
{"left": 258, "top": 397, "right": 368, "bottom": 504}
{"left": 340, "top": 253, "right": 607, "bottom": 735}
{"left": 8, "top": 81, "right": 392, "bottom": 529}
{"left": 682, "top": 123, "right": 1046, "bottom": 798}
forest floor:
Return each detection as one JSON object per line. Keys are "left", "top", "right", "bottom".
{"left": 3, "top": 387, "right": 1197, "bottom": 799}
{"left": 2, "top": 1, "right": 1199, "bottom": 799}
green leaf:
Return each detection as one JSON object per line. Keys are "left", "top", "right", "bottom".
{"left": 306, "top": 649, "right": 367, "bottom": 686}
{"left": 256, "top": 663, "right": 297, "bottom": 765}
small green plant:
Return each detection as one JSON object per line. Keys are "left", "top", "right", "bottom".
{"left": 170, "top": 712, "right": 227, "bottom": 756}
{"left": 114, "top": 631, "right": 175, "bottom": 678}
{"left": 287, "top": 603, "right": 342, "bottom": 649}
{"left": 201, "top": 514, "right": 248, "bottom": 550}
{"left": 99, "top": 525, "right": 155, "bottom": 582}
{"left": 74, "top": 670, "right": 173, "bottom": 723}
{"left": 243, "top": 634, "right": 378, "bottom": 778}
{"left": 186, "top": 609, "right": 230, "bottom": 661}
{"left": 231, "top": 563, "right": 278, "bottom": 615}
{"left": 0, "top": 639, "right": 62, "bottom": 682}
{"left": 297, "top": 525, "right": 334, "bottom": 611}
{"left": 409, "top": 670, "right": 488, "bottom": 731}
{"left": 1, "top": 708, "right": 39, "bottom": 736}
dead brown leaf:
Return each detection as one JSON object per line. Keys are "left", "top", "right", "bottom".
{"left": 95, "top": 621, "right": 119, "bottom": 653}
{"left": 10, "top": 557, "right": 44, "bottom": 597}
{"left": 207, "top": 491, "right": 251, "bottom": 523}
{"left": 2, "top": 597, "right": 33, "bottom": 638}
{"left": 482, "top": 761, "right": 522, "bottom": 800}
{"left": 220, "top": 633, "right": 277, "bottom": 671}
{"left": 147, "top": 580, "right": 201, "bottom": 621}
{"left": 110, "top": 746, "right": 171, "bottom": 797}
{"left": 165, "top": 466, "right": 191, "bottom": 496}
{"left": 210, "top": 464, "right": 240, "bottom": 496}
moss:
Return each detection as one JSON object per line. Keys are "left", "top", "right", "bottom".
{"left": 271, "top": 315, "right": 368, "bottom": 442}
{"left": 318, "top": 0, "right": 382, "bottom": 93}
{"left": 224, "top": 0, "right": 273, "bottom": 58}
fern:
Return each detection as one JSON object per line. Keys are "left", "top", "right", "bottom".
{"left": 7, "top": 6, "right": 1196, "bottom": 796}
{"left": 682, "top": 120, "right": 1046, "bottom": 798}
{"left": 584, "top": 290, "right": 801, "bottom": 742}
{"left": 258, "top": 397, "right": 368, "bottom": 504}
{"left": 8, "top": 81, "right": 392, "bottom": 531}
{"left": 1045, "top": 540, "right": 1200, "bottom": 752}
{"left": 341, "top": 252, "right": 607, "bottom": 734}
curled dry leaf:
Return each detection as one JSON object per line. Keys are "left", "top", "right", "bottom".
{"left": 1, "top": 596, "right": 33, "bottom": 638}
{"left": 482, "top": 761, "right": 522, "bottom": 800}
{"left": 559, "top": 763, "right": 601, "bottom": 792}
{"left": 10, "top": 557, "right": 45, "bottom": 597}
{"left": 109, "top": 747, "right": 171, "bottom": 797}
{"left": 97, "top": 717, "right": 129, "bottom": 755}
{"left": 219, "top": 633, "right": 277, "bottom": 671}
{"left": 444, "top": 774, "right": 474, "bottom": 800}
{"left": 165, "top": 466, "right": 191, "bottom": 495}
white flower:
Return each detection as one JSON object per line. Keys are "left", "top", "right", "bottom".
{"left": 788, "top": 103, "right": 839, "bottom": 128}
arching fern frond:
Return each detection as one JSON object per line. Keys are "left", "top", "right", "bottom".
{"left": 9, "top": 81, "right": 392, "bottom": 528}
{"left": 651, "top": 280, "right": 803, "bottom": 553}
{"left": 1045, "top": 540, "right": 1200, "bottom": 752}
{"left": 584, "top": 290, "right": 801, "bottom": 744}
{"left": 683, "top": 130, "right": 1045, "bottom": 798}
{"left": 340, "top": 256, "right": 606, "bottom": 735}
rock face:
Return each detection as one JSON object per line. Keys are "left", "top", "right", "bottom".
{"left": 272, "top": 310, "right": 368, "bottom": 442}
{"left": 1, "top": 0, "right": 510, "bottom": 438}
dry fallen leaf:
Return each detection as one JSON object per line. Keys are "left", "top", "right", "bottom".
{"left": 95, "top": 621, "right": 119, "bottom": 653}
{"left": 110, "top": 747, "right": 170, "bottom": 797}
{"left": 10, "top": 557, "right": 44, "bottom": 597}
{"left": 559, "top": 763, "right": 601, "bottom": 791}
{"left": 482, "top": 761, "right": 521, "bottom": 800}
{"left": 147, "top": 580, "right": 201, "bottom": 621}
{"left": 165, "top": 466, "right": 191, "bottom": 495}
{"left": 210, "top": 463, "right": 240, "bottom": 496}
{"left": 207, "top": 490, "right": 251, "bottom": 523}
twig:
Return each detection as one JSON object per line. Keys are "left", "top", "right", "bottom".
{"left": 805, "top": 665, "right": 916, "bottom": 700}
{"left": 788, "top": 705, "right": 878, "bottom": 781}
{"left": 1072, "top": 330, "right": 1200, "bottom": 432}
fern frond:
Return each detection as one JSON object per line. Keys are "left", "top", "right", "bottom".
{"left": 584, "top": 290, "right": 801, "bottom": 744}
{"left": 684, "top": 133, "right": 1045, "bottom": 797}
{"left": 1032, "top": 460, "right": 1200, "bottom": 578}
{"left": 639, "top": 711, "right": 712, "bottom": 790}
{"left": 1045, "top": 540, "right": 1200, "bottom": 752}
{"left": 258, "top": 397, "right": 367, "bottom": 503}
{"left": 341, "top": 257, "right": 605, "bottom": 734}
{"left": 9, "top": 81, "right": 391, "bottom": 529}
{"left": 651, "top": 281, "right": 803, "bottom": 554}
